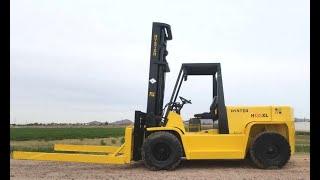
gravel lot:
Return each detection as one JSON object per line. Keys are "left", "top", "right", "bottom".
{"left": 10, "top": 154, "right": 309, "bottom": 180}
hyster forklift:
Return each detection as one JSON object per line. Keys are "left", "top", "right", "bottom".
{"left": 13, "top": 22, "right": 295, "bottom": 170}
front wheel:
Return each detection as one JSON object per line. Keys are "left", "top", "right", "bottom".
{"left": 142, "top": 131, "right": 183, "bottom": 170}
{"left": 249, "top": 132, "right": 291, "bottom": 169}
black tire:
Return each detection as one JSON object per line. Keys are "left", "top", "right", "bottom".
{"left": 142, "top": 131, "right": 183, "bottom": 171}
{"left": 249, "top": 132, "right": 291, "bottom": 169}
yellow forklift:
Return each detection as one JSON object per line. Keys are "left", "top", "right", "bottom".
{"left": 13, "top": 22, "right": 295, "bottom": 170}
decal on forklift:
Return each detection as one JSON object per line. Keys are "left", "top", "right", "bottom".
{"left": 275, "top": 108, "right": 282, "bottom": 114}
{"left": 250, "top": 113, "right": 269, "bottom": 118}
{"left": 230, "top": 109, "right": 248, "bottom": 113}
{"left": 149, "top": 91, "right": 156, "bottom": 97}
{"left": 152, "top": 34, "right": 158, "bottom": 57}
{"left": 149, "top": 78, "right": 157, "bottom": 84}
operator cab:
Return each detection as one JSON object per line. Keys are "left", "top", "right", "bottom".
{"left": 164, "top": 63, "right": 229, "bottom": 134}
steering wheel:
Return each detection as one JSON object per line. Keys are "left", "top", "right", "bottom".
{"left": 179, "top": 96, "right": 192, "bottom": 104}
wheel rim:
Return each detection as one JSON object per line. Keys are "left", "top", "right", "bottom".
{"left": 152, "top": 142, "right": 171, "bottom": 161}
{"left": 262, "top": 144, "right": 280, "bottom": 159}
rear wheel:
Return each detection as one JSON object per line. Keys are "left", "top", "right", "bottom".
{"left": 142, "top": 131, "right": 182, "bottom": 170}
{"left": 249, "top": 132, "right": 291, "bottom": 169}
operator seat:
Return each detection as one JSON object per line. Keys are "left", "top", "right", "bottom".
{"left": 194, "top": 96, "right": 218, "bottom": 121}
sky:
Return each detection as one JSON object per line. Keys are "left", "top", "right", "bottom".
{"left": 10, "top": 0, "right": 310, "bottom": 124}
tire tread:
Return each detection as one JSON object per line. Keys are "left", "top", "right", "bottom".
{"left": 142, "top": 131, "right": 182, "bottom": 170}
{"left": 249, "top": 131, "right": 291, "bottom": 169}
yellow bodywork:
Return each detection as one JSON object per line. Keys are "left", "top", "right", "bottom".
{"left": 148, "top": 105, "right": 295, "bottom": 160}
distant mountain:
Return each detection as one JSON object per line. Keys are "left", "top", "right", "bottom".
{"left": 87, "top": 121, "right": 103, "bottom": 125}
{"left": 295, "top": 118, "right": 310, "bottom": 122}
{"left": 111, "top": 119, "right": 133, "bottom": 125}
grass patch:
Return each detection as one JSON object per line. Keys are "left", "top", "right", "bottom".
{"left": 10, "top": 127, "right": 125, "bottom": 141}
{"left": 295, "top": 144, "right": 310, "bottom": 153}
{"left": 295, "top": 131, "right": 310, "bottom": 136}
{"left": 11, "top": 145, "right": 54, "bottom": 153}
{"left": 100, "top": 140, "right": 106, "bottom": 145}
{"left": 295, "top": 132, "right": 310, "bottom": 153}
{"left": 121, "top": 137, "right": 125, "bottom": 144}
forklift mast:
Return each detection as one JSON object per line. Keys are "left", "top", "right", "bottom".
{"left": 133, "top": 22, "right": 172, "bottom": 161}
{"left": 146, "top": 22, "right": 172, "bottom": 127}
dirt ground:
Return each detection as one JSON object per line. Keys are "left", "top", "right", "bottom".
{"left": 10, "top": 154, "right": 309, "bottom": 180}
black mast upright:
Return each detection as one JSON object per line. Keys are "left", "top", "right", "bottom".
{"left": 133, "top": 22, "right": 172, "bottom": 161}
{"left": 145, "top": 22, "right": 172, "bottom": 127}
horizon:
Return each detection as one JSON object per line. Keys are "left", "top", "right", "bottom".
{"left": 10, "top": 117, "right": 310, "bottom": 125}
